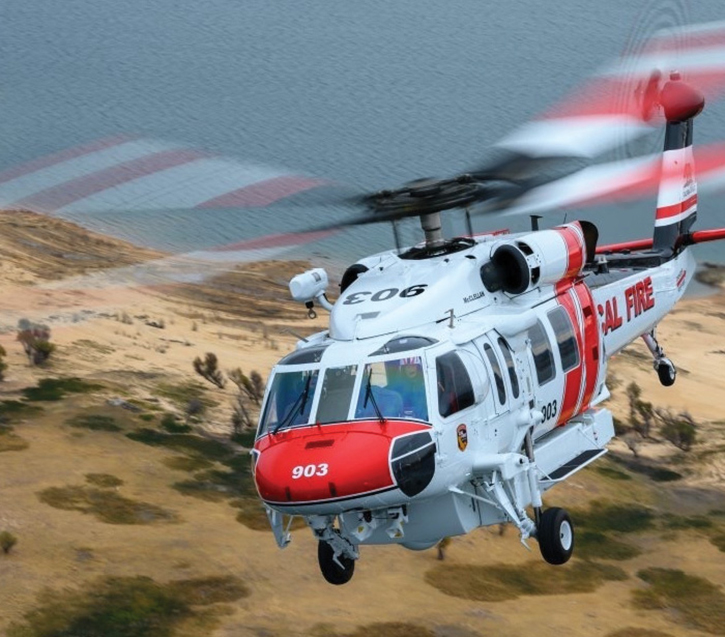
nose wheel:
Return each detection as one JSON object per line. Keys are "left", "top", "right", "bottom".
{"left": 537, "top": 507, "right": 574, "bottom": 565}
{"left": 318, "top": 539, "right": 355, "bottom": 585}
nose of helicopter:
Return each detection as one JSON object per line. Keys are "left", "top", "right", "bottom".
{"left": 253, "top": 420, "right": 435, "bottom": 507}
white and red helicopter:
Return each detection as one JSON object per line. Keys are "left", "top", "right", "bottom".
{"left": 2, "top": 20, "right": 725, "bottom": 586}
{"left": 246, "top": 38, "right": 725, "bottom": 583}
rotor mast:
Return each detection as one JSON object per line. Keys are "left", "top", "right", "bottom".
{"left": 420, "top": 211, "right": 445, "bottom": 248}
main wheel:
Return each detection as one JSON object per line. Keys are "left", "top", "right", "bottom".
{"left": 657, "top": 359, "right": 676, "bottom": 387}
{"left": 318, "top": 540, "right": 355, "bottom": 585}
{"left": 538, "top": 507, "right": 574, "bottom": 565}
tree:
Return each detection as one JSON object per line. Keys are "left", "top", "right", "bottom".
{"left": 625, "top": 381, "right": 655, "bottom": 438}
{"left": 657, "top": 409, "right": 698, "bottom": 451}
{"left": 228, "top": 368, "right": 265, "bottom": 438}
{"left": 250, "top": 371, "right": 265, "bottom": 404}
{"left": 634, "top": 399, "right": 655, "bottom": 438}
{"left": 17, "top": 319, "right": 55, "bottom": 365}
{"left": 193, "top": 352, "right": 225, "bottom": 388}
{"left": 231, "top": 394, "right": 253, "bottom": 435}
{"left": 436, "top": 537, "right": 451, "bottom": 560}
{"left": 0, "top": 344, "right": 7, "bottom": 381}
{"left": 626, "top": 382, "right": 641, "bottom": 428}
{"left": 228, "top": 368, "right": 262, "bottom": 404}
{"left": 0, "top": 530, "right": 17, "bottom": 555}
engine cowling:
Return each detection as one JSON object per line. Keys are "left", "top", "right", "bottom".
{"left": 480, "top": 221, "right": 593, "bottom": 295}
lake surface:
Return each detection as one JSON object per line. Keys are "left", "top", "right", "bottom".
{"left": 1, "top": 0, "right": 724, "bottom": 267}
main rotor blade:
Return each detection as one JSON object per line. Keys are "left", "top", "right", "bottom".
{"left": 473, "top": 20, "right": 725, "bottom": 182}
{"left": 0, "top": 136, "right": 341, "bottom": 218}
{"left": 484, "top": 141, "right": 725, "bottom": 217}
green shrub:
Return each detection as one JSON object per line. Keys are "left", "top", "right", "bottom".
{"left": 576, "top": 531, "right": 642, "bottom": 561}
{"left": 571, "top": 500, "right": 655, "bottom": 533}
{"left": 710, "top": 534, "right": 725, "bottom": 553}
{"left": 161, "top": 413, "right": 192, "bottom": 433}
{"left": 126, "top": 429, "right": 233, "bottom": 462}
{"left": 0, "top": 530, "right": 17, "bottom": 554}
{"left": 66, "top": 414, "right": 121, "bottom": 432}
{"left": 0, "top": 400, "right": 43, "bottom": 420}
{"left": 37, "top": 485, "right": 178, "bottom": 525}
{"left": 85, "top": 473, "right": 124, "bottom": 488}
{"left": 22, "top": 377, "right": 102, "bottom": 402}
{"left": 633, "top": 568, "right": 725, "bottom": 634}
{"left": 0, "top": 427, "right": 30, "bottom": 452}
{"left": 426, "top": 560, "right": 627, "bottom": 601}
{"left": 7, "top": 574, "right": 248, "bottom": 637}
{"left": 230, "top": 428, "right": 257, "bottom": 448}
{"left": 662, "top": 514, "right": 713, "bottom": 530}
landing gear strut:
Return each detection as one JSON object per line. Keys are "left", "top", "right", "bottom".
{"left": 524, "top": 429, "right": 575, "bottom": 565}
{"left": 310, "top": 519, "right": 359, "bottom": 585}
{"left": 642, "top": 329, "right": 676, "bottom": 387}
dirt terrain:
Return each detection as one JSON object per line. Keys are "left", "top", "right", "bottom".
{"left": 0, "top": 211, "right": 723, "bottom": 637}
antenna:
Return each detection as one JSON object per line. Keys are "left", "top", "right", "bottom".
{"left": 464, "top": 208, "right": 474, "bottom": 238}
{"left": 391, "top": 220, "right": 401, "bottom": 254}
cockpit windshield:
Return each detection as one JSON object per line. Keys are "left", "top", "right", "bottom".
{"left": 258, "top": 355, "right": 429, "bottom": 436}
{"left": 259, "top": 369, "right": 318, "bottom": 434}
{"left": 354, "top": 356, "right": 428, "bottom": 422}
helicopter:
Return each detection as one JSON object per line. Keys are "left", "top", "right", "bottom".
{"left": 2, "top": 20, "right": 725, "bottom": 587}
{"left": 247, "top": 63, "right": 725, "bottom": 582}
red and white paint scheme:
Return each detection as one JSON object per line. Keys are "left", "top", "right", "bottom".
{"left": 250, "top": 71, "right": 725, "bottom": 585}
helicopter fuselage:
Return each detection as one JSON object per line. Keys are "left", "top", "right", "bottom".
{"left": 252, "top": 229, "right": 694, "bottom": 552}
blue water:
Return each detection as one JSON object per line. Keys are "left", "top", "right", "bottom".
{"left": 1, "top": 0, "right": 724, "bottom": 266}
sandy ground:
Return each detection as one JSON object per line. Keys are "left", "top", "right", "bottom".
{"left": 0, "top": 211, "right": 723, "bottom": 637}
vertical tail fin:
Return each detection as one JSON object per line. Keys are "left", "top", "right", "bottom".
{"left": 653, "top": 74, "right": 705, "bottom": 254}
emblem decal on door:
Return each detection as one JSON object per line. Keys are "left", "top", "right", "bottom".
{"left": 456, "top": 424, "right": 468, "bottom": 451}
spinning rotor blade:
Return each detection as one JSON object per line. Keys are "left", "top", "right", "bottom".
{"left": 0, "top": 136, "right": 340, "bottom": 218}
{"left": 472, "top": 20, "right": 725, "bottom": 183}
{"left": 483, "top": 141, "right": 725, "bottom": 217}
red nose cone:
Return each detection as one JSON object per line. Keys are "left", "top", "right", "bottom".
{"left": 254, "top": 420, "right": 431, "bottom": 505}
{"left": 660, "top": 78, "right": 705, "bottom": 123}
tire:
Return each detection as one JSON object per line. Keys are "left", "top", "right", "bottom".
{"left": 657, "top": 360, "right": 676, "bottom": 387}
{"left": 318, "top": 540, "right": 355, "bottom": 585}
{"left": 538, "top": 507, "right": 574, "bottom": 565}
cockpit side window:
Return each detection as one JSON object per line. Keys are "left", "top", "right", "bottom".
{"left": 436, "top": 352, "right": 475, "bottom": 418}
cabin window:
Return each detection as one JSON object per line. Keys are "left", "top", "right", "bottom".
{"left": 259, "top": 369, "right": 319, "bottom": 435}
{"left": 316, "top": 365, "right": 359, "bottom": 424}
{"left": 528, "top": 320, "right": 555, "bottom": 385}
{"left": 436, "top": 352, "right": 475, "bottom": 418}
{"left": 497, "top": 336, "right": 520, "bottom": 399}
{"left": 354, "top": 356, "right": 428, "bottom": 422}
{"left": 547, "top": 307, "right": 580, "bottom": 373}
{"left": 484, "top": 344, "right": 506, "bottom": 405}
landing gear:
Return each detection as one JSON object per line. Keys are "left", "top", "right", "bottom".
{"left": 537, "top": 507, "right": 574, "bottom": 565}
{"left": 318, "top": 539, "right": 355, "bottom": 585}
{"left": 642, "top": 330, "right": 677, "bottom": 387}
{"left": 656, "top": 358, "right": 677, "bottom": 387}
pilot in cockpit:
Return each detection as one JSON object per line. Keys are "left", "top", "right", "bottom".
{"left": 388, "top": 357, "right": 429, "bottom": 422}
